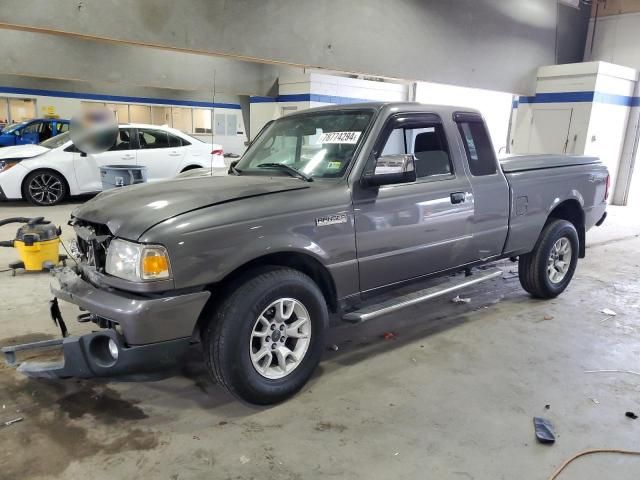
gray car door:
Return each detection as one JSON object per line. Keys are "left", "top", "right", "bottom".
{"left": 353, "top": 113, "right": 475, "bottom": 292}
{"left": 454, "top": 112, "right": 510, "bottom": 260}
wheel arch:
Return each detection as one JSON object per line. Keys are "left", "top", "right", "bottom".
{"left": 194, "top": 251, "right": 338, "bottom": 338}
{"left": 21, "top": 167, "right": 70, "bottom": 203}
{"left": 180, "top": 164, "right": 203, "bottom": 173}
{"left": 547, "top": 199, "right": 585, "bottom": 257}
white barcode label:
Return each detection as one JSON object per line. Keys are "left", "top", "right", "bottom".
{"left": 318, "top": 131, "right": 361, "bottom": 144}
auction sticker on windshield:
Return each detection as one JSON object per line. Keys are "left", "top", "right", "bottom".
{"left": 318, "top": 131, "right": 361, "bottom": 144}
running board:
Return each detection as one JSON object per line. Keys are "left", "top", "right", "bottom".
{"left": 342, "top": 268, "right": 503, "bottom": 323}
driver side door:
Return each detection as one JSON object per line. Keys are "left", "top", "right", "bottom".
{"left": 353, "top": 113, "right": 475, "bottom": 292}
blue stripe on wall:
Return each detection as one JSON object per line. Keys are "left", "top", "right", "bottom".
{"left": 250, "top": 93, "right": 375, "bottom": 104}
{"left": 0, "top": 86, "right": 241, "bottom": 110}
{"left": 518, "top": 90, "right": 639, "bottom": 107}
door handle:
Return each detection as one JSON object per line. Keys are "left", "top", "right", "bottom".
{"left": 168, "top": 152, "right": 181, "bottom": 157}
{"left": 121, "top": 154, "right": 135, "bottom": 160}
{"left": 450, "top": 192, "right": 466, "bottom": 204}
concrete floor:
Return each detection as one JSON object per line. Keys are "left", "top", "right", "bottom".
{"left": 0, "top": 199, "right": 639, "bottom": 479}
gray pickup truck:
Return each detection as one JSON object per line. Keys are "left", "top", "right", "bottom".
{"left": 4, "top": 102, "right": 609, "bottom": 405}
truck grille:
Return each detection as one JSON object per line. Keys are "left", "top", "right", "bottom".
{"left": 73, "top": 221, "right": 112, "bottom": 272}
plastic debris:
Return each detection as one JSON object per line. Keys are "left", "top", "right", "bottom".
{"left": 533, "top": 417, "right": 555, "bottom": 444}
{"left": 544, "top": 315, "right": 554, "bottom": 320}
{"left": 239, "top": 455, "right": 250, "bottom": 464}
{"left": 590, "top": 398, "right": 600, "bottom": 405}
{"left": 625, "top": 412, "right": 638, "bottom": 420}
{"left": 328, "top": 344, "right": 339, "bottom": 352}
{"left": 601, "top": 308, "right": 617, "bottom": 316}
{"left": 2, "top": 417, "right": 23, "bottom": 427}
{"left": 451, "top": 295, "right": 471, "bottom": 304}
{"left": 382, "top": 332, "right": 397, "bottom": 340}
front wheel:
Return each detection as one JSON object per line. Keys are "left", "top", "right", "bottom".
{"left": 518, "top": 219, "right": 579, "bottom": 299}
{"left": 24, "top": 170, "right": 67, "bottom": 206}
{"left": 203, "top": 268, "right": 328, "bottom": 405}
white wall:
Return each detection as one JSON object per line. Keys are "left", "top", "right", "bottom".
{"left": 585, "top": 12, "right": 640, "bottom": 69}
{"left": 585, "top": 14, "right": 640, "bottom": 205}
{"left": 249, "top": 73, "right": 409, "bottom": 139}
{"left": 415, "top": 82, "right": 514, "bottom": 154}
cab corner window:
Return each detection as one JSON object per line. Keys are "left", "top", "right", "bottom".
{"left": 379, "top": 122, "right": 452, "bottom": 179}
{"left": 457, "top": 121, "right": 497, "bottom": 176}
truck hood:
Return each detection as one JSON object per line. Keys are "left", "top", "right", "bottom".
{"left": 0, "top": 144, "right": 49, "bottom": 160}
{"left": 73, "top": 175, "right": 311, "bottom": 239}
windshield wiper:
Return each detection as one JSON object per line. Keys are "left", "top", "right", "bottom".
{"left": 257, "top": 163, "right": 313, "bottom": 182}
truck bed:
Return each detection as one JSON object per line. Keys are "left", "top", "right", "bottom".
{"left": 499, "top": 154, "right": 608, "bottom": 257}
{"left": 500, "top": 154, "right": 600, "bottom": 173}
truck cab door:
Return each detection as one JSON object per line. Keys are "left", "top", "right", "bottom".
{"left": 353, "top": 113, "right": 476, "bottom": 292}
{"left": 453, "top": 112, "right": 510, "bottom": 260}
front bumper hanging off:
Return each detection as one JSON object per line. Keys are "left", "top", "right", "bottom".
{"left": 2, "top": 266, "right": 211, "bottom": 378}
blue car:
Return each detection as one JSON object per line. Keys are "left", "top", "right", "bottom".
{"left": 0, "top": 118, "right": 70, "bottom": 147}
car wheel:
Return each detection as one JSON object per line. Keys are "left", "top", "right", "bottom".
{"left": 24, "top": 170, "right": 67, "bottom": 206}
{"left": 203, "top": 267, "right": 328, "bottom": 405}
{"left": 518, "top": 219, "right": 579, "bottom": 299}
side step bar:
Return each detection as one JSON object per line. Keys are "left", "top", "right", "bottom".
{"left": 342, "top": 268, "right": 503, "bottom": 323}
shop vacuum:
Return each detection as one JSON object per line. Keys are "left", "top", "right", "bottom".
{"left": 0, "top": 217, "right": 67, "bottom": 274}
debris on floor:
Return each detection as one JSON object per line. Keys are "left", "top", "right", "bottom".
{"left": 327, "top": 344, "right": 339, "bottom": 351}
{"left": 451, "top": 295, "right": 471, "bottom": 304}
{"left": 382, "top": 332, "right": 397, "bottom": 341}
{"left": 533, "top": 417, "right": 555, "bottom": 444}
{"left": 239, "top": 455, "right": 250, "bottom": 465}
{"left": 544, "top": 315, "right": 554, "bottom": 320}
{"left": 2, "top": 417, "right": 23, "bottom": 427}
{"left": 590, "top": 398, "right": 600, "bottom": 405}
{"left": 601, "top": 308, "right": 617, "bottom": 316}
{"left": 625, "top": 411, "right": 638, "bottom": 420}
{"left": 544, "top": 404, "right": 551, "bottom": 410}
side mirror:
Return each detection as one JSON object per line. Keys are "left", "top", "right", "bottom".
{"left": 80, "top": 151, "right": 87, "bottom": 157}
{"left": 363, "top": 154, "right": 417, "bottom": 187}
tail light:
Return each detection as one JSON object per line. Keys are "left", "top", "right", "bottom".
{"left": 604, "top": 174, "right": 610, "bottom": 201}
{"left": 211, "top": 149, "right": 223, "bottom": 156}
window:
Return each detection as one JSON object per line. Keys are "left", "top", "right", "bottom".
{"left": 22, "top": 121, "right": 43, "bottom": 135}
{"left": 194, "top": 109, "right": 212, "bottom": 133}
{"left": 130, "top": 105, "right": 152, "bottom": 124}
{"left": 237, "top": 110, "right": 373, "bottom": 179}
{"left": 226, "top": 114, "right": 237, "bottom": 136}
{"left": 138, "top": 128, "right": 170, "bottom": 149}
{"left": 171, "top": 107, "right": 192, "bottom": 133}
{"left": 56, "top": 122, "right": 69, "bottom": 134}
{"left": 151, "top": 106, "right": 171, "bottom": 126}
{"left": 106, "top": 103, "right": 130, "bottom": 123}
{"left": 168, "top": 133, "right": 188, "bottom": 147}
{"left": 379, "top": 122, "right": 452, "bottom": 178}
{"left": 109, "top": 129, "right": 133, "bottom": 151}
{"left": 9, "top": 98, "right": 36, "bottom": 123}
{"left": 457, "top": 120, "right": 497, "bottom": 176}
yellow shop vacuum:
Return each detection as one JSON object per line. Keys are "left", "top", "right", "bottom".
{"left": 0, "top": 217, "right": 66, "bottom": 274}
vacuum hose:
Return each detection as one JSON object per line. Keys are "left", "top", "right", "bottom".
{"left": 0, "top": 217, "right": 50, "bottom": 228}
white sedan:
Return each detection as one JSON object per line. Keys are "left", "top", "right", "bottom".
{"left": 0, "top": 123, "right": 224, "bottom": 205}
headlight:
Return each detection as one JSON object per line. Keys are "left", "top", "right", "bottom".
{"left": 0, "top": 159, "right": 20, "bottom": 173}
{"left": 105, "top": 238, "right": 171, "bottom": 282}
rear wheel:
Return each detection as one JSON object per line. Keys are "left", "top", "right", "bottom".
{"left": 203, "top": 268, "right": 328, "bottom": 405}
{"left": 518, "top": 219, "right": 579, "bottom": 298}
{"left": 24, "top": 170, "right": 67, "bottom": 206}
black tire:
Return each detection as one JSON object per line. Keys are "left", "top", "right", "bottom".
{"left": 203, "top": 267, "right": 328, "bottom": 405}
{"left": 518, "top": 219, "right": 579, "bottom": 299}
{"left": 23, "top": 170, "right": 68, "bottom": 206}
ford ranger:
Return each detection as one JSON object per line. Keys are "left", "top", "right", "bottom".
{"left": 3, "top": 102, "right": 609, "bottom": 405}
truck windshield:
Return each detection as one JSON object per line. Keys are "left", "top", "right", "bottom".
{"left": 236, "top": 110, "right": 374, "bottom": 179}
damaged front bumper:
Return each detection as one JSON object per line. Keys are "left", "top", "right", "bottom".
{"left": 2, "top": 266, "right": 211, "bottom": 378}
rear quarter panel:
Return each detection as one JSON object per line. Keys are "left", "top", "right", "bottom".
{"left": 503, "top": 163, "right": 608, "bottom": 255}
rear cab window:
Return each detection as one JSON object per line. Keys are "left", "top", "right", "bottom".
{"left": 454, "top": 112, "right": 497, "bottom": 176}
